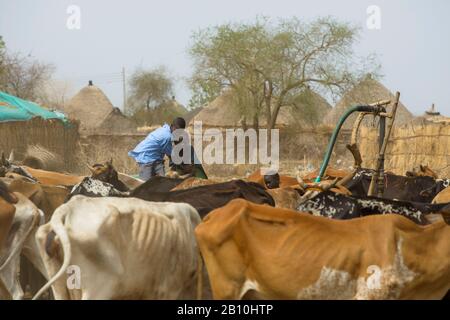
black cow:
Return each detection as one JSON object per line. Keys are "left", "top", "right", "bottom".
{"left": 66, "top": 177, "right": 130, "bottom": 202}
{"left": 344, "top": 168, "right": 450, "bottom": 203}
{"left": 297, "top": 190, "right": 450, "bottom": 225}
{"left": 68, "top": 177, "right": 275, "bottom": 218}
{"left": 132, "top": 176, "right": 185, "bottom": 194}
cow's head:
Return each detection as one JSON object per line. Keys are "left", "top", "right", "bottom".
{"left": 419, "top": 179, "right": 450, "bottom": 200}
{"left": 263, "top": 173, "right": 280, "bottom": 189}
{"left": 87, "top": 159, "right": 129, "bottom": 192}
{"left": 0, "top": 151, "right": 37, "bottom": 182}
{"left": 406, "top": 165, "right": 438, "bottom": 179}
{"left": 88, "top": 159, "right": 118, "bottom": 183}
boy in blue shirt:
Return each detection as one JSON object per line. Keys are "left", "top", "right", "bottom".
{"left": 128, "top": 117, "right": 186, "bottom": 180}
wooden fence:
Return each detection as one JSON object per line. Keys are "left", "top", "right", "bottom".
{"left": 359, "top": 122, "right": 450, "bottom": 177}
{"left": 0, "top": 118, "right": 81, "bottom": 172}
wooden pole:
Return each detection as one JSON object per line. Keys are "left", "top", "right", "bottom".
{"left": 367, "top": 92, "right": 400, "bottom": 197}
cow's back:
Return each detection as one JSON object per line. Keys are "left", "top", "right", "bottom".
{"left": 196, "top": 199, "right": 450, "bottom": 300}
{"left": 23, "top": 166, "right": 84, "bottom": 186}
{"left": 40, "top": 196, "right": 201, "bottom": 300}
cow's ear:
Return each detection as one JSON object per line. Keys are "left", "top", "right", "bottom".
{"left": 420, "top": 165, "right": 425, "bottom": 172}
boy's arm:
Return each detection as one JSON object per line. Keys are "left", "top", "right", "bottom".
{"left": 163, "top": 138, "right": 177, "bottom": 170}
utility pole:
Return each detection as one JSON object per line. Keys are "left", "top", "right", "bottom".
{"left": 122, "top": 66, "right": 127, "bottom": 114}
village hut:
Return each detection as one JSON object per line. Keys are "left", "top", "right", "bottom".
{"left": 64, "top": 81, "right": 136, "bottom": 134}
{"left": 411, "top": 104, "right": 450, "bottom": 125}
{"left": 189, "top": 88, "right": 331, "bottom": 129}
{"left": 183, "top": 106, "right": 204, "bottom": 124}
{"left": 96, "top": 107, "right": 138, "bottom": 134}
{"left": 323, "top": 75, "right": 414, "bottom": 130}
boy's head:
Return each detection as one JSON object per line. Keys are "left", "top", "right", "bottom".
{"left": 170, "top": 117, "right": 186, "bottom": 132}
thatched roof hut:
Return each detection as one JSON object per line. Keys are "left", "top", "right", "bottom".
{"left": 189, "top": 88, "right": 331, "bottom": 129}
{"left": 65, "top": 81, "right": 136, "bottom": 134}
{"left": 323, "top": 75, "right": 414, "bottom": 130}
{"left": 96, "top": 107, "right": 137, "bottom": 134}
{"left": 183, "top": 106, "right": 204, "bottom": 123}
{"left": 283, "top": 88, "right": 332, "bottom": 128}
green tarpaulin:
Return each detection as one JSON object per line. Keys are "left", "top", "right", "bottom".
{"left": 0, "top": 91, "right": 67, "bottom": 123}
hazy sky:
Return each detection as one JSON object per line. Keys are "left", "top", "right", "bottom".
{"left": 1, "top": 0, "right": 449, "bottom": 115}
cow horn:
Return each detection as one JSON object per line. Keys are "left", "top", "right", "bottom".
{"left": 8, "top": 150, "right": 14, "bottom": 163}
{"left": 321, "top": 178, "right": 339, "bottom": 192}
{"left": 295, "top": 171, "right": 307, "bottom": 189}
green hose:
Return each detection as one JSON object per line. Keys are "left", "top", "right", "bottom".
{"left": 315, "top": 105, "right": 376, "bottom": 183}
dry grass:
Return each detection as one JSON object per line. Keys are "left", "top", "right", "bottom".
{"left": 359, "top": 122, "right": 450, "bottom": 178}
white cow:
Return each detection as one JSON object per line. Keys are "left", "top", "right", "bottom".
{"left": 0, "top": 193, "right": 45, "bottom": 300}
{"left": 33, "top": 195, "right": 202, "bottom": 300}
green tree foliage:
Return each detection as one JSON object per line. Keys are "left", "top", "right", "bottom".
{"left": 127, "top": 66, "right": 174, "bottom": 113}
{"left": 131, "top": 99, "right": 187, "bottom": 127}
{"left": 189, "top": 17, "right": 379, "bottom": 129}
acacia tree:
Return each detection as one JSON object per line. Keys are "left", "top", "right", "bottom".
{"left": 127, "top": 66, "right": 173, "bottom": 113}
{"left": 189, "top": 17, "right": 379, "bottom": 129}
{"left": 0, "top": 46, "right": 54, "bottom": 101}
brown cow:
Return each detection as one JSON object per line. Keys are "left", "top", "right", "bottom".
{"left": 196, "top": 199, "right": 450, "bottom": 300}
{"left": 302, "top": 167, "right": 351, "bottom": 183}
{"left": 266, "top": 187, "right": 304, "bottom": 210}
{"left": 0, "top": 180, "right": 16, "bottom": 299}
{"left": 7, "top": 179, "right": 68, "bottom": 223}
{"left": 23, "top": 166, "right": 84, "bottom": 187}
{"left": 433, "top": 187, "right": 450, "bottom": 204}
{"left": 6, "top": 180, "right": 68, "bottom": 298}
{"left": 0, "top": 180, "right": 17, "bottom": 252}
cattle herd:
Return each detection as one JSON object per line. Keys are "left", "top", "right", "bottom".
{"left": 1, "top": 154, "right": 450, "bottom": 300}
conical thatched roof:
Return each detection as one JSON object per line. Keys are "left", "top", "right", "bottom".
{"left": 281, "top": 88, "right": 332, "bottom": 128}
{"left": 189, "top": 88, "right": 331, "bottom": 129}
{"left": 97, "top": 107, "right": 137, "bottom": 134}
{"left": 65, "top": 81, "right": 115, "bottom": 132}
{"left": 190, "top": 91, "right": 241, "bottom": 128}
{"left": 184, "top": 106, "right": 204, "bottom": 123}
{"left": 323, "top": 76, "right": 414, "bottom": 129}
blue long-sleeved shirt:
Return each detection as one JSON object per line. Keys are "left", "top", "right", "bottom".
{"left": 128, "top": 124, "right": 172, "bottom": 164}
